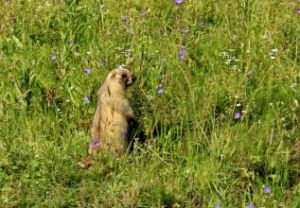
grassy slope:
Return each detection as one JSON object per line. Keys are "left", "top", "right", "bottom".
{"left": 0, "top": 0, "right": 299, "bottom": 207}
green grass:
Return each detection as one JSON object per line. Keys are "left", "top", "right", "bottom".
{"left": 1, "top": 0, "right": 300, "bottom": 207}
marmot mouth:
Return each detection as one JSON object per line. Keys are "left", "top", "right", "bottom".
{"left": 125, "top": 75, "right": 136, "bottom": 87}
{"left": 125, "top": 82, "right": 133, "bottom": 87}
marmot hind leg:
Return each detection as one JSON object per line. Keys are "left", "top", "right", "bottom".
{"left": 88, "top": 105, "right": 102, "bottom": 156}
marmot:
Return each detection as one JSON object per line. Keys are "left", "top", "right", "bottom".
{"left": 79, "top": 67, "right": 136, "bottom": 168}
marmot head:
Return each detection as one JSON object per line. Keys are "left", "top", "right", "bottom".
{"left": 107, "top": 67, "right": 136, "bottom": 88}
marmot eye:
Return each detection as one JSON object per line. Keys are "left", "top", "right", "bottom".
{"left": 121, "top": 73, "right": 127, "bottom": 79}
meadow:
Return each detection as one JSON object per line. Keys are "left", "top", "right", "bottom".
{"left": 0, "top": 0, "right": 300, "bottom": 207}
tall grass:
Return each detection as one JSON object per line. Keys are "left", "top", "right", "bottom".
{"left": 0, "top": 0, "right": 299, "bottom": 207}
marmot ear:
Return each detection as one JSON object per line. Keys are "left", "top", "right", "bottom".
{"left": 111, "top": 71, "right": 116, "bottom": 79}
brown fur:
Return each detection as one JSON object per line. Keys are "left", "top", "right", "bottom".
{"left": 78, "top": 67, "right": 136, "bottom": 168}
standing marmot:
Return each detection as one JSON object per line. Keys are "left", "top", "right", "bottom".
{"left": 79, "top": 67, "right": 136, "bottom": 168}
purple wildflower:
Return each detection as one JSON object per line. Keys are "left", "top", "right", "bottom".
{"left": 178, "top": 54, "right": 185, "bottom": 59}
{"left": 247, "top": 203, "right": 255, "bottom": 208}
{"left": 157, "top": 86, "right": 164, "bottom": 95}
{"left": 121, "top": 15, "right": 130, "bottom": 21}
{"left": 90, "top": 141, "right": 100, "bottom": 148}
{"left": 264, "top": 186, "right": 271, "bottom": 194}
{"left": 215, "top": 204, "right": 222, "bottom": 208}
{"left": 174, "top": 0, "right": 184, "bottom": 4}
{"left": 83, "top": 96, "right": 90, "bottom": 104}
{"left": 50, "top": 54, "right": 57, "bottom": 62}
{"left": 296, "top": 9, "right": 300, "bottom": 14}
{"left": 84, "top": 67, "right": 92, "bottom": 74}
{"left": 234, "top": 111, "right": 242, "bottom": 120}
{"left": 179, "top": 46, "right": 187, "bottom": 53}
{"left": 178, "top": 46, "right": 187, "bottom": 59}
